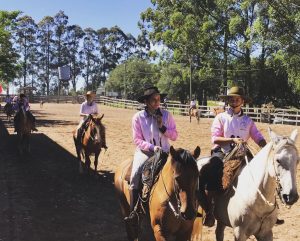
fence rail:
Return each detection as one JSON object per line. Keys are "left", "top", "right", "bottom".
{"left": 2, "top": 94, "right": 300, "bottom": 126}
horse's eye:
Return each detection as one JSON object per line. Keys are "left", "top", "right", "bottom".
{"left": 276, "top": 158, "right": 281, "bottom": 164}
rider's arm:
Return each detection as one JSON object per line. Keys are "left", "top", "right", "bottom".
{"left": 249, "top": 119, "right": 266, "bottom": 147}
{"left": 79, "top": 103, "right": 89, "bottom": 117}
{"left": 158, "top": 112, "right": 178, "bottom": 141}
{"left": 132, "top": 113, "right": 154, "bottom": 152}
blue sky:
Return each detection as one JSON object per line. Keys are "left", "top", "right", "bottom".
{"left": 0, "top": 0, "right": 154, "bottom": 93}
{"left": 0, "top": 0, "right": 152, "bottom": 37}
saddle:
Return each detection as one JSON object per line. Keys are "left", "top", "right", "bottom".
{"left": 124, "top": 151, "right": 168, "bottom": 200}
{"left": 222, "top": 144, "right": 253, "bottom": 190}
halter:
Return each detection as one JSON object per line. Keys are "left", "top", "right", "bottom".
{"left": 240, "top": 138, "right": 297, "bottom": 207}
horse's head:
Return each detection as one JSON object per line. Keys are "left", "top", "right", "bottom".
{"left": 86, "top": 114, "right": 105, "bottom": 146}
{"left": 169, "top": 145, "right": 201, "bottom": 220}
{"left": 269, "top": 127, "right": 299, "bottom": 206}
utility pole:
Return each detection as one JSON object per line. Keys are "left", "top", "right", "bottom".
{"left": 123, "top": 63, "right": 126, "bottom": 99}
{"left": 189, "top": 56, "right": 192, "bottom": 100}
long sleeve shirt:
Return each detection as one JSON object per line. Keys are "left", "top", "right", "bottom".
{"left": 211, "top": 108, "right": 265, "bottom": 153}
{"left": 79, "top": 101, "right": 98, "bottom": 120}
{"left": 132, "top": 109, "right": 178, "bottom": 153}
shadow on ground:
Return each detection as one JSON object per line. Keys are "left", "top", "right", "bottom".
{"left": 0, "top": 119, "right": 127, "bottom": 241}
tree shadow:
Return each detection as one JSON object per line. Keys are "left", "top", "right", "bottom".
{"left": 0, "top": 122, "right": 127, "bottom": 241}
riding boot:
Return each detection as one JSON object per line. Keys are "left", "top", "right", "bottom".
{"left": 203, "top": 190, "right": 216, "bottom": 227}
{"left": 124, "top": 189, "right": 140, "bottom": 237}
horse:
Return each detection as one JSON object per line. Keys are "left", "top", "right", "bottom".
{"left": 189, "top": 108, "right": 200, "bottom": 124}
{"left": 4, "top": 102, "right": 14, "bottom": 121}
{"left": 196, "top": 128, "right": 299, "bottom": 241}
{"left": 114, "top": 146, "right": 201, "bottom": 241}
{"left": 73, "top": 114, "right": 106, "bottom": 175}
{"left": 212, "top": 106, "right": 225, "bottom": 116}
{"left": 16, "top": 106, "right": 32, "bottom": 155}
{"left": 40, "top": 100, "right": 45, "bottom": 108}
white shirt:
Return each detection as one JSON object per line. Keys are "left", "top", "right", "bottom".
{"left": 190, "top": 100, "right": 196, "bottom": 106}
{"left": 80, "top": 101, "right": 98, "bottom": 120}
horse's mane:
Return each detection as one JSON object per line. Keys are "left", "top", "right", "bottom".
{"left": 176, "top": 148, "right": 196, "bottom": 165}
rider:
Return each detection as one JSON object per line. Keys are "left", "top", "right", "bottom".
{"left": 189, "top": 98, "right": 197, "bottom": 113}
{"left": 14, "top": 93, "right": 38, "bottom": 132}
{"left": 124, "top": 86, "right": 178, "bottom": 231}
{"left": 4, "top": 94, "right": 12, "bottom": 104}
{"left": 76, "top": 91, "right": 107, "bottom": 149}
{"left": 198, "top": 86, "right": 267, "bottom": 227}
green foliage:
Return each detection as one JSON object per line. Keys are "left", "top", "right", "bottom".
{"left": 105, "top": 59, "right": 159, "bottom": 100}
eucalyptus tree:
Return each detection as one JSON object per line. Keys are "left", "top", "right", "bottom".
{"left": 80, "top": 27, "right": 98, "bottom": 90}
{"left": 14, "top": 15, "right": 37, "bottom": 87}
{"left": 37, "top": 16, "right": 55, "bottom": 95}
{"left": 0, "top": 10, "right": 20, "bottom": 91}
{"left": 66, "top": 24, "right": 85, "bottom": 91}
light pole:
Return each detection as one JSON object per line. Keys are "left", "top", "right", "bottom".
{"left": 189, "top": 57, "right": 192, "bottom": 100}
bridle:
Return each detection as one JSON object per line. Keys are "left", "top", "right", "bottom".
{"left": 161, "top": 150, "right": 198, "bottom": 219}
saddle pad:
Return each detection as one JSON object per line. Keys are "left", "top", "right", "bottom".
{"left": 124, "top": 161, "right": 133, "bottom": 184}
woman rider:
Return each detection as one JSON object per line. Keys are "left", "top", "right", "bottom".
{"left": 124, "top": 86, "right": 178, "bottom": 231}
{"left": 198, "top": 86, "right": 267, "bottom": 227}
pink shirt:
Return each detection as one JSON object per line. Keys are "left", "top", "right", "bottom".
{"left": 211, "top": 108, "right": 264, "bottom": 152}
{"left": 80, "top": 101, "right": 98, "bottom": 119}
{"left": 132, "top": 109, "right": 178, "bottom": 152}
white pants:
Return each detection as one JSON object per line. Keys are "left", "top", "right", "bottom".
{"left": 130, "top": 149, "right": 154, "bottom": 190}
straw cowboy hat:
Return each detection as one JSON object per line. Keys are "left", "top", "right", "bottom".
{"left": 219, "top": 86, "right": 251, "bottom": 103}
{"left": 137, "top": 86, "right": 167, "bottom": 103}
{"left": 85, "top": 91, "right": 95, "bottom": 97}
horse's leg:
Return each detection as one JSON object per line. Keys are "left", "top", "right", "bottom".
{"left": 233, "top": 227, "right": 247, "bottom": 241}
{"left": 84, "top": 150, "right": 91, "bottom": 173}
{"left": 215, "top": 221, "right": 226, "bottom": 241}
{"left": 94, "top": 150, "right": 100, "bottom": 175}
{"left": 255, "top": 230, "right": 273, "bottom": 241}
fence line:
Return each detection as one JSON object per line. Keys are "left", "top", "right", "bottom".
{"left": 2, "top": 94, "right": 299, "bottom": 126}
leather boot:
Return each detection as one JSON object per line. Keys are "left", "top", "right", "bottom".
{"left": 203, "top": 190, "right": 216, "bottom": 227}
{"left": 124, "top": 189, "right": 140, "bottom": 238}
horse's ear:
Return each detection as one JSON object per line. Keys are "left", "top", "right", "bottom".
{"left": 268, "top": 127, "right": 280, "bottom": 144}
{"left": 99, "top": 113, "right": 104, "bottom": 121}
{"left": 290, "top": 129, "right": 298, "bottom": 143}
{"left": 170, "top": 146, "right": 179, "bottom": 164}
{"left": 193, "top": 146, "right": 201, "bottom": 159}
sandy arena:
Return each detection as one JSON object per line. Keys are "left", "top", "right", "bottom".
{"left": 0, "top": 103, "right": 299, "bottom": 241}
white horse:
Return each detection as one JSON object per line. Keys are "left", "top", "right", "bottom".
{"left": 197, "top": 128, "right": 299, "bottom": 241}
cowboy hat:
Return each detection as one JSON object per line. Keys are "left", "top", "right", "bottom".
{"left": 219, "top": 86, "right": 250, "bottom": 102}
{"left": 137, "top": 86, "right": 167, "bottom": 103}
{"left": 85, "top": 91, "right": 95, "bottom": 97}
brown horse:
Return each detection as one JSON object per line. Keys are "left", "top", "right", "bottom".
{"left": 189, "top": 108, "right": 200, "bottom": 124}
{"left": 212, "top": 106, "right": 225, "bottom": 116}
{"left": 73, "top": 114, "right": 106, "bottom": 175}
{"left": 16, "top": 106, "right": 32, "bottom": 155}
{"left": 115, "top": 146, "right": 201, "bottom": 241}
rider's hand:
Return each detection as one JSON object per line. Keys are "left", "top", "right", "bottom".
{"left": 154, "top": 146, "right": 161, "bottom": 152}
{"left": 156, "top": 115, "right": 163, "bottom": 128}
{"left": 232, "top": 138, "right": 244, "bottom": 144}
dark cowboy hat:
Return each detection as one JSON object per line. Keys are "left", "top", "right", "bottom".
{"left": 219, "top": 86, "right": 251, "bottom": 103}
{"left": 137, "top": 86, "right": 167, "bottom": 103}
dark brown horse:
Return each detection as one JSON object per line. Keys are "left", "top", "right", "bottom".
{"left": 16, "top": 106, "right": 32, "bottom": 155}
{"left": 115, "top": 146, "right": 201, "bottom": 241}
{"left": 73, "top": 114, "right": 106, "bottom": 175}
{"left": 189, "top": 108, "right": 200, "bottom": 124}
{"left": 4, "top": 103, "right": 14, "bottom": 121}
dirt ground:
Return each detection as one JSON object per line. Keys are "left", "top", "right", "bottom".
{"left": 0, "top": 103, "right": 299, "bottom": 241}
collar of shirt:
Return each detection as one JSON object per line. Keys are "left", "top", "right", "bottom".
{"left": 227, "top": 108, "right": 243, "bottom": 117}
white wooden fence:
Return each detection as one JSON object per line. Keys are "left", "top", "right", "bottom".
{"left": 3, "top": 94, "right": 299, "bottom": 126}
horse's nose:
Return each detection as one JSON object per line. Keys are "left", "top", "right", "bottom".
{"left": 283, "top": 193, "right": 299, "bottom": 205}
